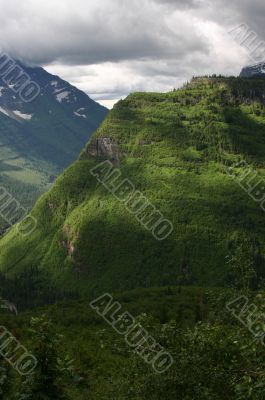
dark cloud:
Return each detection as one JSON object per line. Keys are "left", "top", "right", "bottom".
{"left": 0, "top": 0, "right": 209, "bottom": 66}
{"left": 153, "top": 0, "right": 204, "bottom": 9}
{"left": 0, "top": 0, "right": 262, "bottom": 107}
{"left": 201, "top": 0, "right": 265, "bottom": 36}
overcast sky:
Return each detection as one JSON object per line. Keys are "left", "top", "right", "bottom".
{"left": 0, "top": 0, "right": 264, "bottom": 108}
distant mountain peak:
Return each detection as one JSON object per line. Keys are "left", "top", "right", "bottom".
{"left": 0, "top": 62, "right": 108, "bottom": 166}
{"left": 0, "top": 60, "right": 108, "bottom": 220}
{"left": 240, "top": 62, "right": 265, "bottom": 77}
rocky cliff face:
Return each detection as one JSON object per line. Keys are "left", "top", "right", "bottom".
{"left": 240, "top": 62, "right": 265, "bottom": 77}
{"left": 85, "top": 137, "right": 122, "bottom": 163}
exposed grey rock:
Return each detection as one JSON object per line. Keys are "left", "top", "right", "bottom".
{"left": 240, "top": 62, "right": 265, "bottom": 77}
{"left": 86, "top": 137, "right": 122, "bottom": 163}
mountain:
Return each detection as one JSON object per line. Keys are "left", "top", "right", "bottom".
{"left": 1, "top": 76, "right": 265, "bottom": 302}
{"left": 240, "top": 62, "right": 265, "bottom": 77}
{"left": 0, "top": 58, "right": 108, "bottom": 226}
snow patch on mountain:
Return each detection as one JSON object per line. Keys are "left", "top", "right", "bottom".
{"left": 0, "top": 106, "right": 9, "bottom": 116}
{"left": 56, "top": 91, "right": 70, "bottom": 103}
{"left": 53, "top": 87, "right": 66, "bottom": 94}
{"left": 13, "top": 110, "right": 33, "bottom": 120}
{"left": 74, "top": 111, "right": 87, "bottom": 119}
{"left": 240, "top": 62, "right": 265, "bottom": 77}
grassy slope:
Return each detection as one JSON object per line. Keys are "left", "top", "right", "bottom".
{"left": 1, "top": 77, "right": 265, "bottom": 296}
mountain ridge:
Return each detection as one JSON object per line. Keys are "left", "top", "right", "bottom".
{"left": 1, "top": 76, "right": 265, "bottom": 302}
{"left": 240, "top": 62, "right": 265, "bottom": 77}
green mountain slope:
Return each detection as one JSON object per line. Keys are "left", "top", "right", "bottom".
{"left": 1, "top": 76, "right": 265, "bottom": 298}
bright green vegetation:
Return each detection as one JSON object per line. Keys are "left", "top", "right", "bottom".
{"left": 1, "top": 77, "right": 265, "bottom": 296}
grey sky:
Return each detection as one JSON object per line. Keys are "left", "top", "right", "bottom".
{"left": 0, "top": 0, "right": 263, "bottom": 108}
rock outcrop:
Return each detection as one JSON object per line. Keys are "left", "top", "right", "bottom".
{"left": 240, "top": 62, "right": 265, "bottom": 77}
{"left": 85, "top": 137, "right": 122, "bottom": 163}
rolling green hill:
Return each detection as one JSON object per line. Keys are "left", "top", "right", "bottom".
{"left": 1, "top": 76, "right": 265, "bottom": 301}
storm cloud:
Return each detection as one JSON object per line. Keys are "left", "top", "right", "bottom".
{"left": 0, "top": 0, "right": 264, "bottom": 107}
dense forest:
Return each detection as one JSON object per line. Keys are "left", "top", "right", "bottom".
{"left": 1, "top": 286, "right": 265, "bottom": 399}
